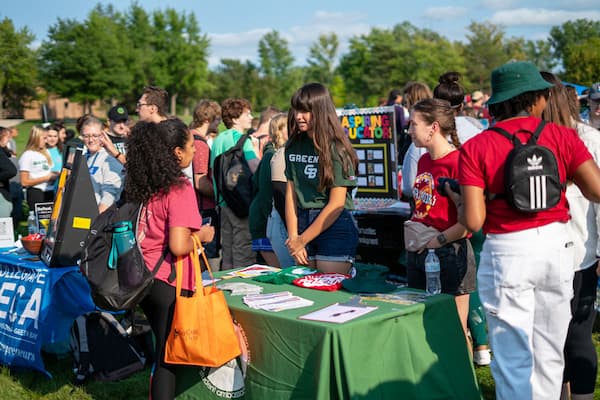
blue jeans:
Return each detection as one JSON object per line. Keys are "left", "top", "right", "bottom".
{"left": 266, "top": 208, "right": 295, "bottom": 268}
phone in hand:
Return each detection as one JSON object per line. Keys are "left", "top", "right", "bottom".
{"left": 202, "top": 217, "right": 212, "bottom": 226}
{"left": 437, "top": 177, "right": 461, "bottom": 197}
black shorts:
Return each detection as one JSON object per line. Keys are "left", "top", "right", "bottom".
{"left": 406, "top": 238, "right": 476, "bottom": 296}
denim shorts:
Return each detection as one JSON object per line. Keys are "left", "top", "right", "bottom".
{"left": 297, "top": 208, "right": 358, "bottom": 263}
{"left": 406, "top": 238, "right": 476, "bottom": 295}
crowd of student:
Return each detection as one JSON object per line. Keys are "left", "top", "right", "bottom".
{"left": 1, "top": 64, "right": 599, "bottom": 399}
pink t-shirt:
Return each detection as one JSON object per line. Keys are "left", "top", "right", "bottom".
{"left": 459, "top": 117, "right": 592, "bottom": 234}
{"left": 411, "top": 150, "right": 459, "bottom": 232}
{"left": 137, "top": 180, "right": 202, "bottom": 290}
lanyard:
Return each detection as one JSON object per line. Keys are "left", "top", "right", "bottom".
{"left": 87, "top": 151, "right": 100, "bottom": 175}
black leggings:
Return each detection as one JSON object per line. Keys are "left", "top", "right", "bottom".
{"left": 563, "top": 265, "right": 598, "bottom": 394}
{"left": 140, "top": 279, "right": 177, "bottom": 400}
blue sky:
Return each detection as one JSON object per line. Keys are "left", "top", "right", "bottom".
{"left": 3, "top": 0, "right": 600, "bottom": 67}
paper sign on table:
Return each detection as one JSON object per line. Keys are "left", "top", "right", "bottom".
{"left": 299, "top": 303, "right": 377, "bottom": 323}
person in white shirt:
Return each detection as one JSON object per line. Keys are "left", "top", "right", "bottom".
{"left": 19, "top": 125, "right": 58, "bottom": 211}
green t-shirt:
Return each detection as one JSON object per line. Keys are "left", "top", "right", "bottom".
{"left": 285, "top": 133, "right": 356, "bottom": 209}
{"left": 210, "top": 128, "right": 258, "bottom": 206}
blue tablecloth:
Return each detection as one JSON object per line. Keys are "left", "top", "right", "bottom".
{"left": 0, "top": 249, "right": 95, "bottom": 376}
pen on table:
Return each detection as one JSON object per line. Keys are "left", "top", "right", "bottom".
{"left": 331, "top": 309, "right": 356, "bottom": 317}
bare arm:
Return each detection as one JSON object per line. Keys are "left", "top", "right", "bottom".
{"left": 194, "top": 174, "right": 214, "bottom": 197}
{"left": 460, "top": 185, "right": 486, "bottom": 233}
{"left": 20, "top": 170, "right": 56, "bottom": 187}
{"left": 573, "top": 159, "right": 600, "bottom": 203}
{"left": 168, "top": 225, "right": 214, "bottom": 256}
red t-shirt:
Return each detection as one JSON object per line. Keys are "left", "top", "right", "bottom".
{"left": 192, "top": 135, "right": 215, "bottom": 210}
{"left": 459, "top": 117, "right": 592, "bottom": 234}
{"left": 138, "top": 180, "right": 203, "bottom": 291}
{"left": 411, "top": 150, "right": 459, "bottom": 232}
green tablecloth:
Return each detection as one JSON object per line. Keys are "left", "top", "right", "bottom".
{"left": 177, "top": 275, "right": 481, "bottom": 400}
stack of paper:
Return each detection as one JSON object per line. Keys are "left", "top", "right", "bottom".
{"left": 243, "top": 291, "right": 313, "bottom": 312}
{"left": 217, "top": 282, "right": 263, "bottom": 296}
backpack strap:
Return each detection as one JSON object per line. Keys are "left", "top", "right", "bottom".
{"left": 233, "top": 133, "right": 250, "bottom": 152}
{"left": 73, "top": 314, "right": 91, "bottom": 384}
{"left": 486, "top": 120, "right": 549, "bottom": 201}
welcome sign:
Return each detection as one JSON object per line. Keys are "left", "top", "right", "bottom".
{"left": 0, "top": 263, "right": 48, "bottom": 375}
{"left": 337, "top": 106, "right": 398, "bottom": 200}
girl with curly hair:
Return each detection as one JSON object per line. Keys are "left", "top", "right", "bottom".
{"left": 284, "top": 83, "right": 359, "bottom": 274}
{"left": 125, "top": 118, "right": 214, "bottom": 400}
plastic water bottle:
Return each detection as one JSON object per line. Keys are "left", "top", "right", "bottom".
{"left": 425, "top": 249, "right": 441, "bottom": 295}
{"left": 27, "top": 211, "right": 38, "bottom": 235}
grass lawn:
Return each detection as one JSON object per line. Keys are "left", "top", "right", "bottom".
{"left": 2, "top": 120, "right": 599, "bottom": 398}
{"left": 1, "top": 332, "right": 599, "bottom": 399}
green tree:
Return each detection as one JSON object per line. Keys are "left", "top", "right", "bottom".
{"left": 39, "top": 5, "right": 132, "bottom": 112}
{"left": 145, "top": 8, "right": 210, "bottom": 114}
{"left": 562, "top": 37, "right": 600, "bottom": 86}
{"left": 462, "top": 22, "right": 512, "bottom": 91}
{"left": 306, "top": 33, "right": 339, "bottom": 86}
{"left": 257, "top": 31, "right": 299, "bottom": 109}
{"left": 209, "top": 59, "right": 261, "bottom": 107}
{"left": 338, "top": 22, "right": 465, "bottom": 106}
{"left": 0, "top": 17, "right": 38, "bottom": 117}
{"left": 522, "top": 39, "right": 556, "bottom": 72}
{"left": 549, "top": 19, "right": 600, "bottom": 64}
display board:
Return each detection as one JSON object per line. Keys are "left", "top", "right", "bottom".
{"left": 337, "top": 106, "right": 398, "bottom": 203}
{"left": 40, "top": 146, "right": 98, "bottom": 267}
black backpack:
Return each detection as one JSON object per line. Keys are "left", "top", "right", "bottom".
{"left": 213, "top": 134, "right": 254, "bottom": 218}
{"left": 80, "top": 200, "right": 168, "bottom": 311}
{"left": 488, "top": 120, "right": 564, "bottom": 212}
{"left": 70, "top": 311, "right": 146, "bottom": 384}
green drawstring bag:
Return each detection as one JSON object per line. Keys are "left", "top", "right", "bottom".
{"left": 253, "top": 266, "right": 317, "bottom": 284}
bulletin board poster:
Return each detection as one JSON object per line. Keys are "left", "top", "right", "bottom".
{"left": 337, "top": 106, "right": 398, "bottom": 199}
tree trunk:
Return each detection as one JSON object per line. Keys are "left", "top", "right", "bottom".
{"left": 170, "top": 93, "right": 177, "bottom": 116}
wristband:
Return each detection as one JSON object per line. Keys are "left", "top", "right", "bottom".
{"left": 114, "top": 152, "right": 122, "bottom": 159}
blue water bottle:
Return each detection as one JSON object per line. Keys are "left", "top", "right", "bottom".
{"left": 108, "top": 221, "right": 136, "bottom": 269}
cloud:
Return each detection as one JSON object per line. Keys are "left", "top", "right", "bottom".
{"left": 209, "top": 28, "right": 271, "bottom": 47}
{"left": 491, "top": 8, "right": 600, "bottom": 26}
{"left": 481, "top": 0, "right": 516, "bottom": 10}
{"left": 423, "top": 6, "right": 468, "bottom": 20}
{"left": 206, "top": 10, "right": 372, "bottom": 67}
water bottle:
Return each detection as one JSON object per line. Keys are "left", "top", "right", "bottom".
{"left": 107, "top": 221, "right": 136, "bottom": 269}
{"left": 27, "top": 211, "right": 38, "bottom": 235}
{"left": 112, "top": 221, "right": 136, "bottom": 255}
{"left": 425, "top": 249, "right": 441, "bottom": 295}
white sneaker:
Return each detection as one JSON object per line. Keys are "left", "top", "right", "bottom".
{"left": 473, "top": 349, "right": 491, "bottom": 366}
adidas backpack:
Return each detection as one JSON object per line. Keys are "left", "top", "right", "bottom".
{"left": 213, "top": 134, "right": 254, "bottom": 218}
{"left": 488, "top": 120, "right": 564, "bottom": 212}
{"left": 70, "top": 311, "right": 146, "bottom": 384}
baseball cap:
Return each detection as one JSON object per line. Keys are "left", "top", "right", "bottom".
{"left": 471, "top": 91, "right": 484, "bottom": 102}
{"left": 588, "top": 83, "right": 600, "bottom": 101}
{"left": 108, "top": 105, "right": 129, "bottom": 122}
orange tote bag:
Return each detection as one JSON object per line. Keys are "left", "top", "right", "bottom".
{"left": 164, "top": 235, "right": 241, "bottom": 367}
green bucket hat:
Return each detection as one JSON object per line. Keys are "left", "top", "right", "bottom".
{"left": 487, "top": 61, "right": 553, "bottom": 105}
{"left": 341, "top": 263, "right": 396, "bottom": 294}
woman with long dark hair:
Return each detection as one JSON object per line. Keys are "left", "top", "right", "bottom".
{"left": 126, "top": 118, "right": 214, "bottom": 400}
{"left": 284, "top": 82, "right": 359, "bottom": 274}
